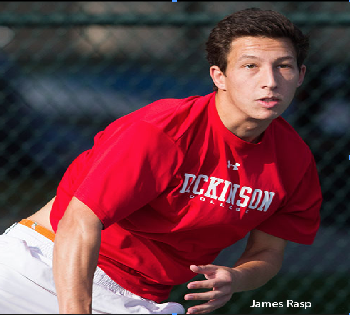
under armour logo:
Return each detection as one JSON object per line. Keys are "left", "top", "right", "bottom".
{"left": 227, "top": 160, "right": 240, "bottom": 170}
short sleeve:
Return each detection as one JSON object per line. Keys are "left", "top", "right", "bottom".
{"left": 256, "top": 155, "right": 322, "bottom": 245}
{"left": 74, "top": 121, "right": 183, "bottom": 229}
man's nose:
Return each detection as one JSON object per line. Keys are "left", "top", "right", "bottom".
{"left": 261, "top": 67, "right": 278, "bottom": 90}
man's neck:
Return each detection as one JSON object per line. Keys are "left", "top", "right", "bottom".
{"left": 215, "top": 92, "right": 272, "bottom": 144}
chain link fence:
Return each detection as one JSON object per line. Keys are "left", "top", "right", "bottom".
{"left": 0, "top": 2, "right": 349, "bottom": 314}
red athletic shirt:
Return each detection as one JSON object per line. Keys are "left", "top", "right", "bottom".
{"left": 50, "top": 92, "right": 322, "bottom": 302}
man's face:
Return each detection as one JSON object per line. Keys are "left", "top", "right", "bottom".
{"left": 212, "top": 36, "right": 306, "bottom": 121}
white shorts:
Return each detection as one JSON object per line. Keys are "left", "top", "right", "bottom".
{"left": 0, "top": 222, "right": 185, "bottom": 314}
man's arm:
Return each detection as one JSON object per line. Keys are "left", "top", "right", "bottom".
{"left": 52, "top": 197, "right": 103, "bottom": 314}
{"left": 184, "top": 229, "right": 287, "bottom": 314}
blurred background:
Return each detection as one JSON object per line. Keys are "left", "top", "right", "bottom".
{"left": 0, "top": 1, "right": 349, "bottom": 314}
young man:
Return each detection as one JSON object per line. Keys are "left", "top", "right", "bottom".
{"left": 0, "top": 8, "right": 321, "bottom": 314}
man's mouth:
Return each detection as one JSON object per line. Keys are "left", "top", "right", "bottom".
{"left": 257, "top": 97, "right": 280, "bottom": 108}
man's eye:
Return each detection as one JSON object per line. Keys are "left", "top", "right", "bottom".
{"left": 278, "top": 64, "right": 292, "bottom": 68}
{"left": 245, "top": 64, "right": 256, "bottom": 69}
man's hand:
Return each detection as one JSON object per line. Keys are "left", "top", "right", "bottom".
{"left": 184, "top": 264, "right": 236, "bottom": 314}
{"left": 184, "top": 230, "right": 287, "bottom": 314}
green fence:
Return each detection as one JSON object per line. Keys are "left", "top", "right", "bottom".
{"left": 0, "top": 2, "right": 349, "bottom": 314}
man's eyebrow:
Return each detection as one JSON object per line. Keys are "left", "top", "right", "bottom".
{"left": 237, "top": 55, "right": 260, "bottom": 61}
{"left": 237, "top": 55, "right": 296, "bottom": 62}
{"left": 275, "top": 56, "right": 296, "bottom": 62}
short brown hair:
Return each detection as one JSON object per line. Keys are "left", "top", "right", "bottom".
{"left": 206, "top": 8, "right": 309, "bottom": 91}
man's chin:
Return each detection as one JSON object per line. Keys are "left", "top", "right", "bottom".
{"left": 251, "top": 110, "right": 281, "bottom": 121}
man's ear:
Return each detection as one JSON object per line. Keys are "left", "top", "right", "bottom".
{"left": 210, "top": 66, "right": 226, "bottom": 91}
{"left": 297, "top": 65, "right": 306, "bottom": 87}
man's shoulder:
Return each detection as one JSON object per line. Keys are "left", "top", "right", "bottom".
{"left": 271, "top": 116, "right": 312, "bottom": 159}
{"left": 140, "top": 92, "right": 215, "bottom": 139}
{"left": 145, "top": 92, "right": 214, "bottom": 116}
{"left": 100, "top": 92, "right": 215, "bottom": 144}
{"left": 272, "top": 116, "right": 311, "bottom": 147}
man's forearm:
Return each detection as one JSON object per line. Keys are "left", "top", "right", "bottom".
{"left": 52, "top": 201, "right": 102, "bottom": 314}
{"left": 53, "top": 225, "right": 101, "bottom": 313}
{"left": 230, "top": 248, "right": 284, "bottom": 293}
